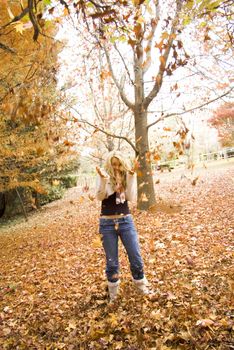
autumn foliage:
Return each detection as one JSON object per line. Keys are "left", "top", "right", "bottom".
{"left": 208, "top": 102, "right": 234, "bottom": 147}
{"left": 0, "top": 1, "right": 78, "bottom": 196}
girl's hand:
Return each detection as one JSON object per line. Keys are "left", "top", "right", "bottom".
{"left": 115, "top": 183, "right": 124, "bottom": 193}
{"left": 96, "top": 166, "right": 108, "bottom": 179}
{"left": 115, "top": 170, "right": 122, "bottom": 182}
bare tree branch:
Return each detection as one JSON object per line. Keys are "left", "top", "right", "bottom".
{"left": 113, "top": 43, "right": 134, "bottom": 85}
{"left": 102, "top": 44, "right": 134, "bottom": 110}
{"left": 0, "top": 42, "right": 16, "bottom": 54}
{"left": 147, "top": 87, "right": 234, "bottom": 129}
{"left": 28, "top": 0, "right": 40, "bottom": 41}
{"left": 143, "top": 0, "right": 182, "bottom": 110}
{"left": 67, "top": 104, "right": 138, "bottom": 152}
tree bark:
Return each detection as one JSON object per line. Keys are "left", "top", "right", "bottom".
{"left": 134, "top": 110, "right": 156, "bottom": 209}
{"left": 134, "top": 41, "right": 156, "bottom": 210}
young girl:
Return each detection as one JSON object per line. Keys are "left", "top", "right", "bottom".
{"left": 96, "top": 151, "right": 149, "bottom": 301}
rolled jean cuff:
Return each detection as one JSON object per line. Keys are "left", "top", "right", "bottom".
{"left": 107, "top": 280, "right": 120, "bottom": 287}
{"left": 108, "top": 277, "right": 119, "bottom": 283}
{"left": 131, "top": 269, "right": 144, "bottom": 280}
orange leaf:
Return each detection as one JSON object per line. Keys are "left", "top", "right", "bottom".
{"left": 191, "top": 176, "right": 199, "bottom": 186}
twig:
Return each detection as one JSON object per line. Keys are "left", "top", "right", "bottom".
{"left": 147, "top": 87, "right": 234, "bottom": 129}
{"left": 67, "top": 104, "right": 138, "bottom": 153}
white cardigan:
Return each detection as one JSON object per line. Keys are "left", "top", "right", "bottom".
{"left": 96, "top": 171, "right": 137, "bottom": 202}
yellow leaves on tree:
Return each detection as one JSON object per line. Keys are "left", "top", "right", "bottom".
{"left": 0, "top": 2, "right": 78, "bottom": 194}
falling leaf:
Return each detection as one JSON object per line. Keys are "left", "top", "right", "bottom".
{"left": 161, "top": 32, "right": 169, "bottom": 40}
{"left": 13, "top": 22, "right": 25, "bottom": 34}
{"left": 153, "top": 153, "right": 161, "bottom": 161}
{"left": 78, "top": 195, "right": 84, "bottom": 203}
{"left": 191, "top": 176, "right": 199, "bottom": 186}
{"left": 88, "top": 194, "right": 95, "bottom": 201}
{"left": 63, "top": 140, "right": 75, "bottom": 147}
{"left": 63, "top": 7, "right": 69, "bottom": 16}
{"left": 82, "top": 184, "right": 89, "bottom": 192}
{"left": 48, "top": 7, "right": 55, "bottom": 14}
{"left": 140, "top": 193, "right": 148, "bottom": 202}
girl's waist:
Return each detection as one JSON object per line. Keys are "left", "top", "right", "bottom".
{"left": 100, "top": 214, "right": 131, "bottom": 219}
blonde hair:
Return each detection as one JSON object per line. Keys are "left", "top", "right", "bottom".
{"left": 104, "top": 151, "right": 131, "bottom": 190}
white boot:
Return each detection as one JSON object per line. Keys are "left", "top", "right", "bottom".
{"left": 133, "top": 277, "right": 150, "bottom": 295}
{"left": 107, "top": 280, "right": 120, "bottom": 301}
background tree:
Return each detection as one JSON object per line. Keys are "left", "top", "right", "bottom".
{"left": 208, "top": 102, "right": 234, "bottom": 147}
{"left": 0, "top": 1, "right": 79, "bottom": 216}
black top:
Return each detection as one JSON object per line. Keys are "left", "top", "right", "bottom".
{"left": 101, "top": 192, "right": 130, "bottom": 216}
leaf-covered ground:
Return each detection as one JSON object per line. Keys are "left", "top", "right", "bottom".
{"left": 0, "top": 162, "right": 233, "bottom": 350}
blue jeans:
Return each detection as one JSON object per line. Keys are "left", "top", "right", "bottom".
{"left": 99, "top": 215, "right": 144, "bottom": 282}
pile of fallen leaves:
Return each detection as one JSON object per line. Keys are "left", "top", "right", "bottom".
{"left": 0, "top": 163, "right": 233, "bottom": 350}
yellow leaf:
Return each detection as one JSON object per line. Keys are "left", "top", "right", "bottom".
{"left": 151, "top": 309, "right": 162, "bottom": 320}
{"left": 115, "top": 341, "right": 124, "bottom": 349}
{"left": 153, "top": 153, "right": 161, "bottom": 161}
{"left": 140, "top": 193, "right": 148, "bottom": 202}
{"left": 36, "top": 147, "right": 44, "bottom": 156}
{"left": 78, "top": 195, "right": 84, "bottom": 203}
{"left": 65, "top": 319, "right": 77, "bottom": 332}
{"left": 136, "top": 16, "right": 145, "bottom": 24}
{"left": 52, "top": 179, "right": 60, "bottom": 186}
{"left": 88, "top": 194, "right": 95, "bottom": 201}
{"left": 108, "top": 313, "right": 118, "bottom": 327}
{"left": 161, "top": 32, "right": 169, "bottom": 40}
{"left": 14, "top": 22, "right": 25, "bottom": 34}
{"left": 170, "top": 33, "right": 177, "bottom": 39}
{"left": 92, "top": 236, "right": 102, "bottom": 248}
{"left": 63, "top": 7, "right": 69, "bottom": 16}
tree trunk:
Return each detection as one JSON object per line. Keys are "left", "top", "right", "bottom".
{"left": 134, "top": 110, "right": 156, "bottom": 210}
{"left": 106, "top": 134, "right": 114, "bottom": 152}
{"left": 133, "top": 41, "right": 156, "bottom": 210}
{"left": 0, "top": 192, "right": 6, "bottom": 218}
